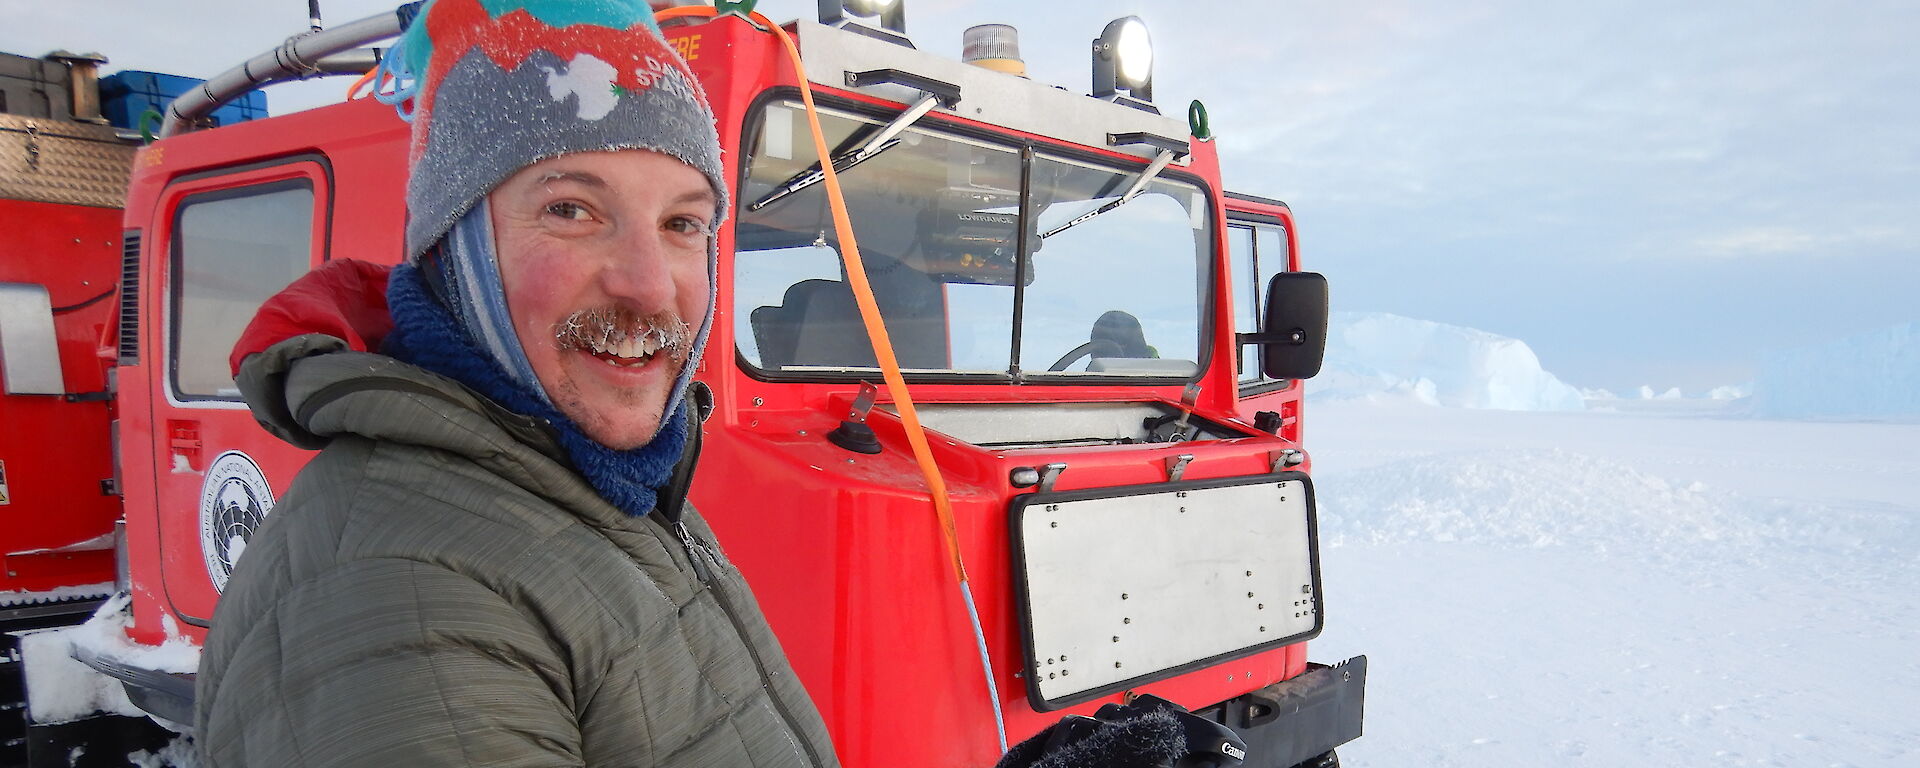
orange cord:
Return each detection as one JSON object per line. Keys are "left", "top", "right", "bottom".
{"left": 763, "top": 22, "right": 972, "bottom": 582}
{"left": 345, "top": 66, "right": 379, "bottom": 100}
{"left": 653, "top": 5, "right": 720, "bottom": 23}
{"left": 660, "top": 6, "right": 972, "bottom": 583}
{"left": 657, "top": 7, "right": 1007, "bottom": 750}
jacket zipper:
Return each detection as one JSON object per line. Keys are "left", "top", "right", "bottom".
{"left": 672, "top": 520, "right": 715, "bottom": 583}
{"left": 666, "top": 518, "right": 826, "bottom": 768}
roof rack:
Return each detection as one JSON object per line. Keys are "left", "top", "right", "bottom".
{"left": 161, "top": 2, "right": 422, "bottom": 137}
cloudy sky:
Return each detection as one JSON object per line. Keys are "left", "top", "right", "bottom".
{"left": 9, "top": 0, "right": 1914, "bottom": 391}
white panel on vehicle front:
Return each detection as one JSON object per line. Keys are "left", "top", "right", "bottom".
{"left": 1015, "top": 475, "right": 1319, "bottom": 707}
{"left": 791, "top": 20, "right": 1191, "bottom": 163}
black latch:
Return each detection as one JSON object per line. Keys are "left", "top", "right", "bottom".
{"left": 1254, "top": 411, "right": 1283, "bottom": 435}
{"left": 827, "top": 381, "right": 884, "bottom": 454}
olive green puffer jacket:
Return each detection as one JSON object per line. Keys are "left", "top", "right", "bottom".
{"left": 195, "top": 333, "right": 839, "bottom": 768}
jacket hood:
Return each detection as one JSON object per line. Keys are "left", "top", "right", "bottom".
{"left": 229, "top": 259, "right": 395, "bottom": 377}
{"left": 231, "top": 259, "right": 551, "bottom": 457}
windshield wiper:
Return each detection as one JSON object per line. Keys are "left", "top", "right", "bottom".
{"left": 1039, "top": 148, "right": 1180, "bottom": 239}
{"left": 748, "top": 93, "right": 943, "bottom": 212}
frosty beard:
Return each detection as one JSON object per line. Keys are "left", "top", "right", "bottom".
{"left": 552, "top": 307, "right": 694, "bottom": 368}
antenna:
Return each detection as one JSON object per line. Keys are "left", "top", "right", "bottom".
{"left": 308, "top": 0, "right": 324, "bottom": 31}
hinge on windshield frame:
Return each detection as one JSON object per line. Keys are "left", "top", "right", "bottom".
{"left": 1108, "top": 132, "right": 1191, "bottom": 159}
{"left": 1164, "top": 453, "right": 1194, "bottom": 483}
{"left": 844, "top": 70, "right": 962, "bottom": 109}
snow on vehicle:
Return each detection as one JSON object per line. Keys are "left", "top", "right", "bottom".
{"left": 2, "top": 2, "right": 1365, "bottom": 766}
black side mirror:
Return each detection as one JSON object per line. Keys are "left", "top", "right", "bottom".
{"left": 1237, "top": 272, "right": 1328, "bottom": 380}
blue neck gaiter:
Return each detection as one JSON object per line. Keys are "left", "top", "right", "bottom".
{"left": 385, "top": 261, "right": 687, "bottom": 517}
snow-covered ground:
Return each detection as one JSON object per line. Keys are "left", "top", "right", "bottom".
{"left": 1304, "top": 400, "right": 1920, "bottom": 767}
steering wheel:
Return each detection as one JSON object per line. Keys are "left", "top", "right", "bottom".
{"left": 1048, "top": 339, "right": 1123, "bottom": 372}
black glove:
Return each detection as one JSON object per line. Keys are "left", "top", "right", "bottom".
{"left": 995, "top": 694, "right": 1249, "bottom": 768}
{"left": 994, "top": 709, "right": 1186, "bottom": 768}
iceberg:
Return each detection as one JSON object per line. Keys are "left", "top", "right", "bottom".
{"left": 1753, "top": 322, "right": 1920, "bottom": 420}
{"left": 1310, "top": 312, "right": 1585, "bottom": 411}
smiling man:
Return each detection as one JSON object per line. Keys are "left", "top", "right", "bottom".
{"left": 491, "top": 153, "right": 715, "bottom": 449}
{"left": 192, "top": 1, "right": 839, "bottom": 766}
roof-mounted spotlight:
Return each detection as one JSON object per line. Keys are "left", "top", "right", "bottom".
{"left": 820, "top": 0, "right": 911, "bottom": 47}
{"left": 1092, "top": 16, "right": 1155, "bottom": 113}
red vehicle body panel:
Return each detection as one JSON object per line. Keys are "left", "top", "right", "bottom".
{"left": 112, "top": 17, "right": 1318, "bottom": 766}
{"left": 0, "top": 198, "right": 121, "bottom": 594}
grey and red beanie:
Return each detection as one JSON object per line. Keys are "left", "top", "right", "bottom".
{"left": 392, "top": 0, "right": 727, "bottom": 258}
{"left": 377, "top": 0, "right": 724, "bottom": 448}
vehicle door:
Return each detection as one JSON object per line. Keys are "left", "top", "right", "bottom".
{"left": 141, "top": 155, "right": 329, "bottom": 627}
{"left": 1225, "top": 201, "right": 1305, "bottom": 441}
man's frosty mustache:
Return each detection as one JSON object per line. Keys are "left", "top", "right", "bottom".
{"left": 553, "top": 307, "right": 694, "bottom": 364}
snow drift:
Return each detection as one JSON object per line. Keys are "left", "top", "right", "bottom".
{"left": 19, "top": 593, "right": 199, "bottom": 727}
{"left": 1753, "top": 321, "right": 1920, "bottom": 420}
{"left": 1310, "top": 312, "right": 1585, "bottom": 411}
{"left": 1312, "top": 443, "right": 1918, "bottom": 569}
{"left": 1315, "top": 449, "right": 1744, "bottom": 553}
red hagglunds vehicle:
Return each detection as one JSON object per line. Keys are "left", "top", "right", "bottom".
{"left": 2, "top": 2, "right": 1364, "bottom": 766}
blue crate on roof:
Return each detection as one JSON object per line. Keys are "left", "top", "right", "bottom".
{"left": 99, "top": 70, "right": 269, "bottom": 131}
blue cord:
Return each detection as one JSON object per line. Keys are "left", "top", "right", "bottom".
{"left": 961, "top": 583, "right": 1009, "bottom": 752}
{"left": 372, "top": 30, "right": 420, "bottom": 122}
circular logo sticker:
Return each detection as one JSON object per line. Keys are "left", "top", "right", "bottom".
{"left": 198, "top": 451, "right": 275, "bottom": 593}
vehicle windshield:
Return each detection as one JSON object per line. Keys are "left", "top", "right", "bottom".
{"left": 734, "top": 101, "right": 1211, "bottom": 380}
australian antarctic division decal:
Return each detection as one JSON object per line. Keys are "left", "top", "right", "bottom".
{"left": 198, "top": 451, "right": 274, "bottom": 592}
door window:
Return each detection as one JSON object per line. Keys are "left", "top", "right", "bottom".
{"left": 1227, "top": 225, "right": 1258, "bottom": 379}
{"left": 170, "top": 180, "right": 317, "bottom": 400}
{"left": 1227, "top": 220, "right": 1292, "bottom": 388}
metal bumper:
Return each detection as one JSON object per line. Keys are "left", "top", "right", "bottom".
{"left": 1195, "top": 655, "right": 1367, "bottom": 768}
{"left": 70, "top": 643, "right": 195, "bottom": 728}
